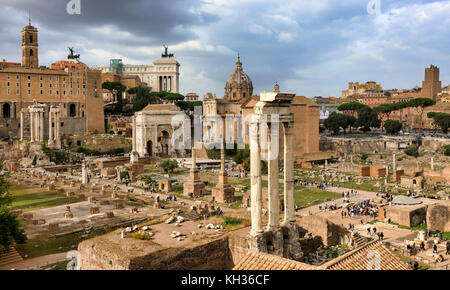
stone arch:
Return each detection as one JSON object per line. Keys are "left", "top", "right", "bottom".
{"left": 158, "top": 130, "right": 170, "bottom": 155}
{"left": 147, "top": 140, "right": 153, "bottom": 156}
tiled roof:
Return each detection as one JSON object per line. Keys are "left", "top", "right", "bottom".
{"left": 323, "top": 241, "right": 410, "bottom": 270}
{"left": 233, "top": 251, "right": 317, "bottom": 270}
{"left": 142, "top": 104, "right": 179, "bottom": 111}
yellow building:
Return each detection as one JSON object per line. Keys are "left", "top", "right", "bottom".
{"left": 0, "top": 20, "right": 105, "bottom": 140}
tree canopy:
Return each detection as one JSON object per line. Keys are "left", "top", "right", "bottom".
{"left": 355, "top": 107, "right": 381, "bottom": 132}
{"left": 427, "top": 112, "right": 450, "bottom": 133}
{"left": 0, "top": 178, "right": 27, "bottom": 253}
{"left": 337, "top": 102, "right": 369, "bottom": 118}
{"left": 384, "top": 120, "right": 402, "bottom": 135}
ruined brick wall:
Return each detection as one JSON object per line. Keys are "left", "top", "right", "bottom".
{"left": 298, "top": 215, "right": 352, "bottom": 247}
{"left": 427, "top": 202, "right": 450, "bottom": 232}
{"left": 386, "top": 205, "right": 427, "bottom": 227}
{"left": 79, "top": 236, "right": 233, "bottom": 270}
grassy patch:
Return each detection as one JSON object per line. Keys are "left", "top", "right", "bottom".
{"left": 294, "top": 187, "right": 342, "bottom": 208}
{"left": 9, "top": 183, "right": 80, "bottom": 212}
{"left": 388, "top": 222, "right": 428, "bottom": 231}
{"left": 392, "top": 251, "right": 428, "bottom": 270}
{"left": 40, "top": 260, "right": 70, "bottom": 270}
{"left": 16, "top": 227, "right": 113, "bottom": 259}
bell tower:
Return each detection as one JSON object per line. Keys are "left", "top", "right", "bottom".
{"left": 22, "top": 19, "right": 39, "bottom": 68}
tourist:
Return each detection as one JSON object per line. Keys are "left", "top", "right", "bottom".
{"left": 367, "top": 227, "right": 371, "bottom": 236}
{"left": 446, "top": 242, "right": 450, "bottom": 255}
{"left": 373, "top": 227, "right": 377, "bottom": 234}
{"left": 433, "top": 244, "right": 438, "bottom": 254}
{"left": 437, "top": 255, "right": 445, "bottom": 263}
{"left": 413, "top": 261, "right": 419, "bottom": 270}
{"left": 420, "top": 242, "right": 425, "bottom": 251}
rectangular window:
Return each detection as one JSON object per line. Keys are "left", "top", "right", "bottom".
{"left": 27, "top": 83, "right": 31, "bottom": 88}
{"left": 40, "top": 90, "right": 43, "bottom": 95}
{"left": 27, "top": 90, "right": 31, "bottom": 95}
{"left": 7, "top": 74, "right": 10, "bottom": 79}
{"left": 7, "top": 82, "right": 10, "bottom": 87}
{"left": 16, "top": 90, "right": 19, "bottom": 95}
{"left": 7, "top": 89, "right": 10, "bottom": 94}
{"left": 27, "top": 75, "right": 31, "bottom": 80}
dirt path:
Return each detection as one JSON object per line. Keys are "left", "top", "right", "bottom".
{"left": 0, "top": 252, "right": 69, "bottom": 270}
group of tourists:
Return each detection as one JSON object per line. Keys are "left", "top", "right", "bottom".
{"left": 345, "top": 200, "right": 378, "bottom": 218}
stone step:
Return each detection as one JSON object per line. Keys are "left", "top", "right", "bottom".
{"left": 0, "top": 247, "right": 23, "bottom": 267}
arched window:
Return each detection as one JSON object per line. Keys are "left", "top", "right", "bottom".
{"left": 30, "top": 49, "right": 33, "bottom": 57}
{"left": 2, "top": 103, "right": 11, "bottom": 118}
{"left": 69, "top": 104, "right": 76, "bottom": 117}
{"left": 29, "top": 35, "right": 33, "bottom": 43}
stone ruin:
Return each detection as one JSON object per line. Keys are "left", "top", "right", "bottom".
{"left": 183, "top": 146, "right": 205, "bottom": 197}
{"left": 246, "top": 91, "right": 303, "bottom": 261}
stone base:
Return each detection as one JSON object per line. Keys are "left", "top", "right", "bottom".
{"left": 283, "top": 222, "right": 304, "bottom": 261}
{"left": 183, "top": 180, "right": 206, "bottom": 198}
{"left": 247, "top": 232, "right": 268, "bottom": 253}
{"left": 211, "top": 183, "right": 235, "bottom": 203}
{"left": 266, "top": 228, "right": 284, "bottom": 257}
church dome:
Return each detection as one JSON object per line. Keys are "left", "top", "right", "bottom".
{"left": 225, "top": 56, "right": 253, "bottom": 102}
{"left": 226, "top": 57, "right": 252, "bottom": 87}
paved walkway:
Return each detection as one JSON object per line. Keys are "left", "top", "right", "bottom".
{"left": 0, "top": 252, "right": 68, "bottom": 270}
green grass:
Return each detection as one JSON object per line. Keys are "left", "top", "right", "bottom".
{"left": 392, "top": 251, "right": 429, "bottom": 270}
{"left": 389, "top": 222, "right": 428, "bottom": 231}
{"left": 40, "top": 260, "right": 70, "bottom": 270}
{"left": 294, "top": 187, "right": 342, "bottom": 208}
{"left": 443, "top": 232, "right": 450, "bottom": 240}
{"left": 9, "top": 183, "right": 80, "bottom": 212}
{"left": 16, "top": 227, "right": 112, "bottom": 259}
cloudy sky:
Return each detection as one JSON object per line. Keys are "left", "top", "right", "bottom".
{"left": 0, "top": 0, "right": 449, "bottom": 98}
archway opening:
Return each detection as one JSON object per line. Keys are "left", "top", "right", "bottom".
{"left": 147, "top": 140, "right": 153, "bottom": 156}
{"left": 69, "top": 104, "right": 76, "bottom": 117}
{"left": 2, "top": 103, "right": 11, "bottom": 118}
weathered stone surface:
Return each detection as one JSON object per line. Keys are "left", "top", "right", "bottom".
{"left": 427, "top": 201, "right": 450, "bottom": 232}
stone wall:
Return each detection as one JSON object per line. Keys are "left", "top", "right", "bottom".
{"left": 384, "top": 205, "right": 427, "bottom": 227}
{"left": 427, "top": 201, "right": 450, "bottom": 232}
{"left": 320, "top": 136, "right": 417, "bottom": 155}
{"left": 298, "top": 215, "right": 352, "bottom": 247}
{"left": 79, "top": 235, "right": 233, "bottom": 270}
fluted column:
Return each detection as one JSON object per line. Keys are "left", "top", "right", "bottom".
{"left": 30, "top": 111, "right": 34, "bottom": 141}
{"left": 39, "top": 110, "right": 44, "bottom": 142}
{"left": 250, "top": 119, "right": 263, "bottom": 236}
{"left": 20, "top": 110, "right": 24, "bottom": 141}
{"left": 48, "top": 111, "right": 54, "bottom": 144}
{"left": 267, "top": 123, "right": 280, "bottom": 230}
{"left": 283, "top": 122, "right": 295, "bottom": 223}
{"left": 132, "top": 116, "right": 137, "bottom": 152}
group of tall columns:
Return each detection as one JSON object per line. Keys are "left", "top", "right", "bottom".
{"left": 20, "top": 104, "right": 61, "bottom": 146}
{"left": 48, "top": 106, "right": 61, "bottom": 146}
{"left": 249, "top": 115, "right": 295, "bottom": 237}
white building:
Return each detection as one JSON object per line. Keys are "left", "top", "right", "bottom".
{"left": 91, "top": 51, "right": 180, "bottom": 93}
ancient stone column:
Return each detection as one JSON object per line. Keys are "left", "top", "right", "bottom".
{"left": 431, "top": 157, "right": 434, "bottom": 171}
{"left": 55, "top": 110, "right": 61, "bottom": 148}
{"left": 20, "top": 110, "right": 24, "bottom": 141}
{"left": 48, "top": 111, "right": 54, "bottom": 144}
{"left": 82, "top": 160, "right": 88, "bottom": 184}
{"left": 393, "top": 153, "right": 397, "bottom": 171}
{"left": 192, "top": 145, "right": 197, "bottom": 170}
{"left": 325, "top": 159, "right": 328, "bottom": 169}
{"left": 283, "top": 122, "right": 295, "bottom": 223}
{"left": 30, "top": 110, "right": 35, "bottom": 142}
{"left": 38, "top": 110, "right": 44, "bottom": 142}
{"left": 267, "top": 123, "right": 280, "bottom": 230}
{"left": 132, "top": 116, "right": 137, "bottom": 152}
{"left": 250, "top": 119, "right": 263, "bottom": 236}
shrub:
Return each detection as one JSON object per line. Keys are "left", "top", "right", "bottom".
{"left": 384, "top": 120, "right": 402, "bottom": 135}
{"left": 361, "top": 153, "right": 368, "bottom": 161}
{"left": 132, "top": 232, "right": 152, "bottom": 240}
{"left": 222, "top": 217, "right": 243, "bottom": 227}
{"left": 405, "top": 145, "right": 419, "bottom": 157}
{"left": 444, "top": 145, "right": 450, "bottom": 157}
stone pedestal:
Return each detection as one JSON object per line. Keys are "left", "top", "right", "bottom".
{"left": 211, "top": 173, "right": 235, "bottom": 203}
{"left": 183, "top": 170, "right": 205, "bottom": 198}
{"left": 283, "top": 222, "right": 303, "bottom": 261}
{"left": 247, "top": 232, "right": 268, "bottom": 253}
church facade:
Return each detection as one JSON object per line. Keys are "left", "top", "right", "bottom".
{"left": 203, "top": 57, "right": 322, "bottom": 162}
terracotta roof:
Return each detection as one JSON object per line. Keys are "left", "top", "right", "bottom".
{"left": 141, "top": 104, "right": 179, "bottom": 111}
{"left": 323, "top": 241, "right": 410, "bottom": 270}
{"left": 233, "top": 251, "right": 317, "bottom": 270}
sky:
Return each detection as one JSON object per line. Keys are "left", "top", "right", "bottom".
{"left": 0, "top": 0, "right": 449, "bottom": 99}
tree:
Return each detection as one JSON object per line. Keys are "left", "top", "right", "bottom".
{"left": 324, "top": 112, "right": 346, "bottom": 135}
{"left": 160, "top": 159, "right": 178, "bottom": 174}
{"left": 337, "top": 102, "right": 369, "bottom": 118}
{"left": 406, "top": 98, "right": 436, "bottom": 135}
{"left": 427, "top": 112, "right": 450, "bottom": 134}
{"left": 102, "top": 81, "right": 127, "bottom": 114}
{"left": 444, "top": 145, "right": 450, "bottom": 157}
{"left": 355, "top": 107, "right": 380, "bottom": 132}
{"left": 392, "top": 101, "right": 409, "bottom": 124}
{"left": 131, "top": 86, "right": 158, "bottom": 112}
{"left": 343, "top": 115, "right": 357, "bottom": 133}
{"left": 404, "top": 145, "right": 419, "bottom": 157}
{"left": 374, "top": 103, "right": 396, "bottom": 133}
{"left": 0, "top": 177, "right": 26, "bottom": 253}
{"left": 384, "top": 120, "right": 402, "bottom": 135}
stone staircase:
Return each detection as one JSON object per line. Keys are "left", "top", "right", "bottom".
{"left": 0, "top": 247, "right": 23, "bottom": 267}
{"left": 352, "top": 233, "right": 371, "bottom": 249}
